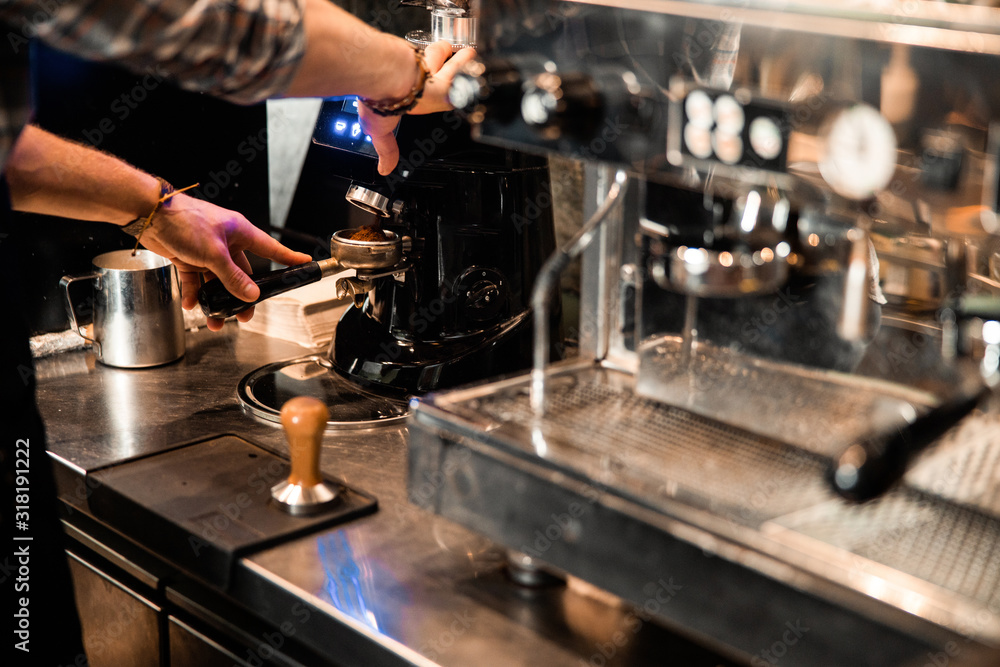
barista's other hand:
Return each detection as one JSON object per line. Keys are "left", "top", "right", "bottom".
{"left": 360, "top": 41, "right": 477, "bottom": 176}
{"left": 138, "top": 194, "right": 311, "bottom": 331}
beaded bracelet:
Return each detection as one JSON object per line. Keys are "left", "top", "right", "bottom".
{"left": 122, "top": 177, "right": 198, "bottom": 254}
{"left": 360, "top": 47, "right": 431, "bottom": 117}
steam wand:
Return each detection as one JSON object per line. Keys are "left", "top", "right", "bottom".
{"left": 529, "top": 169, "right": 629, "bottom": 416}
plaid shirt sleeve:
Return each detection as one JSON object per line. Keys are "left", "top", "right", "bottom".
{"left": 0, "top": 0, "right": 307, "bottom": 105}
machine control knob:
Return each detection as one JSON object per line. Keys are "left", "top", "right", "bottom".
{"left": 466, "top": 280, "right": 501, "bottom": 310}
{"left": 270, "top": 396, "right": 339, "bottom": 515}
{"left": 521, "top": 66, "right": 657, "bottom": 143}
{"left": 449, "top": 56, "right": 540, "bottom": 123}
{"left": 521, "top": 71, "right": 603, "bottom": 139}
{"left": 455, "top": 267, "right": 508, "bottom": 323}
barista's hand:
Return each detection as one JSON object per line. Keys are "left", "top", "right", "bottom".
{"left": 138, "top": 194, "right": 311, "bottom": 331}
{"left": 360, "top": 41, "right": 477, "bottom": 176}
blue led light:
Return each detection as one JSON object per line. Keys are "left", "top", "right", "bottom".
{"left": 351, "top": 123, "right": 363, "bottom": 138}
{"left": 333, "top": 120, "right": 348, "bottom": 135}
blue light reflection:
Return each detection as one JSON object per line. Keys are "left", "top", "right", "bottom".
{"left": 317, "top": 533, "right": 381, "bottom": 631}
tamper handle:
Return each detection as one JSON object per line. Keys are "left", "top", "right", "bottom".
{"left": 280, "top": 396, "right": 329, "bottom": 487}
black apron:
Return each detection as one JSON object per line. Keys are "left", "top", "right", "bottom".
{"left": 0, "top": 105, "right": 89, "bottom": 667}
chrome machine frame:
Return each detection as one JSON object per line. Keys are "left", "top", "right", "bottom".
{"left": 409, "top": 1, "right": 1000, "bottom": 665}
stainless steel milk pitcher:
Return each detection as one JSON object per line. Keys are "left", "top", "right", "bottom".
{"left": 61, "top": 249, "right": 185, "bottom": 368}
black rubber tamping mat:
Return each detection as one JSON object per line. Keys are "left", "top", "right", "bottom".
{"left": 87, "top": 435, "right": 378, "bottom": 588}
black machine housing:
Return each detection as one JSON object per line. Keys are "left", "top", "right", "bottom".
{"left": 308, "top": 103, "right": 559, "bottom": 395}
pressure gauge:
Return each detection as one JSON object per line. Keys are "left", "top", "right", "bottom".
{"left": 818, "top": 104, "right": 898, "bottom": 200}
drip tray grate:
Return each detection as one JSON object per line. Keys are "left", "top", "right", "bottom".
{"left": 766, "top": 490, "right": 1000, "bottom": 610}
{"left": 468, "top": 373, "right": 835, "bottom": 526}
{"left": 418, "top": 362, "right": 1000, "bottom": 643}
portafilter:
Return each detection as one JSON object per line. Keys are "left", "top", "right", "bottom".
{"left": 198, "top": 229, "right": 404, "bottom": 319}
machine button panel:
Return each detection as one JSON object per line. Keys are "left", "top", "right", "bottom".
{"left": 669, "top": 82, "right": 791, "bottom": 174}
{"left": 312, "top": 96, "right": 385, "bottom": 159}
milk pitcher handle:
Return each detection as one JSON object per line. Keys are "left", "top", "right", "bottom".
{"left": 60, "top": 271, "right": 101, "bottom": 355}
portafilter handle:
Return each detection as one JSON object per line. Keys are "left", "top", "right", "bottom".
{"left": 829, "top": 388, "right": 986, "bottom": 503}
{"left": 198, "top": 258, "right": 342, "bottom": 319}
{"left": 271, "top": 396, "right": 339, "bottom": 515}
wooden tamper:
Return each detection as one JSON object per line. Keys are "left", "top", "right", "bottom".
{"left": 271, "top": 396, "right": 339, "bottom": 515}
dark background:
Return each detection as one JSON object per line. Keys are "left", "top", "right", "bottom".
{"left": 14, "top": 0, "right": 426, "bottom": 334}
{"left": 17, "top": 43, "right": 272, "bottom": 333}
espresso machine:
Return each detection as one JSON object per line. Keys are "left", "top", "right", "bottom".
{"left": 407, "top": 0, "right": 1000, "bottom": 664}
{"left": 202, "top": 0, "right": 559, "bottom": 424}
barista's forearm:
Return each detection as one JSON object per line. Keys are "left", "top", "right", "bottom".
{"left": 5, "top": 125, "right": 159, "bottom": 225}
{"left": 283, "top": 0, "right": 418, "bottom": 103}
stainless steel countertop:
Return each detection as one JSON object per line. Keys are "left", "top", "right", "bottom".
{"left": 34, "top": 324, "right": 734, "bottom": 667}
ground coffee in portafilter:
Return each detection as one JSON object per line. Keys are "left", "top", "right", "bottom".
{"left": 346, "top": 225, "right": 386, "bottom": 242}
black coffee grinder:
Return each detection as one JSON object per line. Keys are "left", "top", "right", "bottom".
{"left": 203, "top": 1, "right": 558, "bottom": 423}
{"left": 316, "top": 111, "right": 558, "bottom": 395}
{"left": 304, "top": 0, "right": 559, "bottom": 398}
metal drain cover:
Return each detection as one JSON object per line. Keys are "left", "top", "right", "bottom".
{"left": 238, "top": 355, "right": 409, "bottom": 429}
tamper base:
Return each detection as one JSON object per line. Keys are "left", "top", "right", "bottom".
{"left": 271, "top": 480, "right": 340, "bottom": 515}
